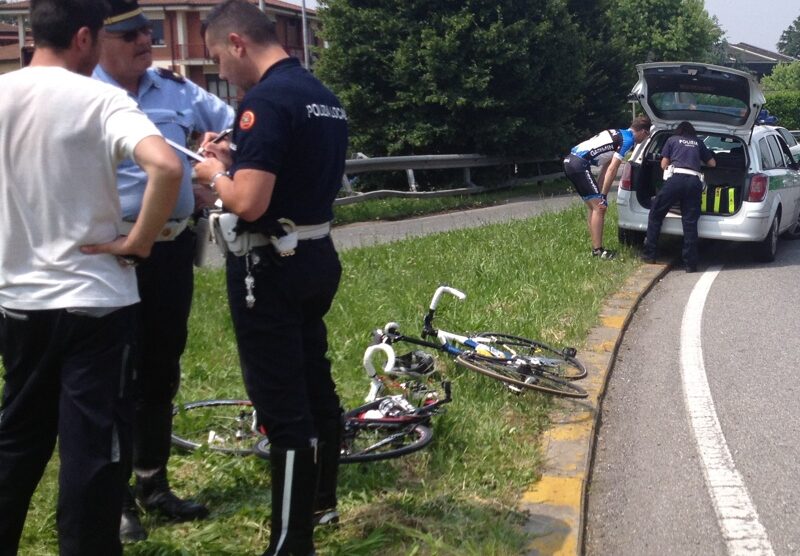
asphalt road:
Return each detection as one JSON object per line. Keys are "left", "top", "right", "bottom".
{"left": 584, "top": 237, "right": 800, "bottom": 555}
{"left": 199, "top": 192, "right": 581, "bottom": 268}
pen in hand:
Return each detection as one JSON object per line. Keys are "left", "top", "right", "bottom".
{"left": 197, "top": 128, "right": 233, "bottom": 156}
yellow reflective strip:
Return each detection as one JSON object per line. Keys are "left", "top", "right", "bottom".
{"left": 701, "top": 190, "right": 708, "bottom": 212}
{"left": 714, "top": 187, "right": 722, "bottom": 213}
{"left": 104, "top": 8, "right": 142, "bottom": 25}
{"left": 727, "top": 188, "right": 735, "bottom": 213}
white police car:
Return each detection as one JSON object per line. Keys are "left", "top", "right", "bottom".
{"left": 773, "top": 126, "right": 800, "bottom": 162}
{"left": 617, "top": 62, "right": 800, "bottom": 262}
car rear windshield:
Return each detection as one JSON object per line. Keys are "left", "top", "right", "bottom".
{"left": 644, "top": 66, "right": 752, "bottom": 126}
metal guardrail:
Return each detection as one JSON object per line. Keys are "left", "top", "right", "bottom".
{"left": 338, "top": 154, "right": 560, "bottom": 203}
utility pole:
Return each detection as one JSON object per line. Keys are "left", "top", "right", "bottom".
{"left": 301, "top": 0, "right": 309, "bottom": 68}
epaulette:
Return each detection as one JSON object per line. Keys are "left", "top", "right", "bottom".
{"left": 155, "top": 67, "right": 186, "bottom": 84}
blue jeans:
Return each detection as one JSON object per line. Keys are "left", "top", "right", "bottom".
{"left": 644, "top": 174, "right": 703, "bottom": 268}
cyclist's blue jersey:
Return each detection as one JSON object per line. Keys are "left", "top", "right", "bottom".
{"left": 570, "top": 128, "right": 635, "bottom": 166}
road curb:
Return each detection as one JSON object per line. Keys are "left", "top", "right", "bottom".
{"left": 521, "top": 261, "right": 672, "bottom": 555}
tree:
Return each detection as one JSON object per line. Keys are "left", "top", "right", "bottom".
{"left": 315, "top": 0, "right": 584, "bottom": 158}
{"left": 606, "top": 0, "right": 722, "bottom": 82}
{"left": 778, "top": 15, "right": 800, "bottom": 58}
{"left": 565, "top": 0, "right": 631, "bottom": 134}
{"left": 761, "top": 62, "right": 800, "bottom": 92}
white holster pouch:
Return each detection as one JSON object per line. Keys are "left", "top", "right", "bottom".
{"left": 209, "top": 213, "right": 299, "bottom": 257}
{"left": 663, "top": 164, "right": 675, "bottom": 181}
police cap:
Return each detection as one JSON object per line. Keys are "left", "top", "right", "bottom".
{"left": 104, "top": 0, "right": 149, "bottom": 33}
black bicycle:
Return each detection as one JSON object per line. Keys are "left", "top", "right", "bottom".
{"left": 171, "top": 344, "right": 451, "bottom": 461}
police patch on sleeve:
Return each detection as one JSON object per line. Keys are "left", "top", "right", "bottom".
{"left": 239, "top": 110, "right": 256, "bottom": 131}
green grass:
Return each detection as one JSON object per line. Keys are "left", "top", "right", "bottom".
{"left": 333, "top": 178, "right": 573, "bottom": 226}
{"left": 13, "top": 204, "right": 639, "bottom": 555}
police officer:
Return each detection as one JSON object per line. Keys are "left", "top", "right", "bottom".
{"left": 642, "top": 121, "right": 716, "bottom": 272}
{"left": 0, "top": 0, "right": 183, "bottom": 553}
{"left": 92, "top": 0, "right": 235, "bottom": 542}
{"left": 194, "top": 1, "right": 347, "bottom": 554}
{"left": 563, "top": 115, "right": 652, "bottom": 259}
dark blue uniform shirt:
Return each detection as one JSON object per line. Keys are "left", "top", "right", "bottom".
{"left": 231, "top": 58, "right": 348, "bottom": 226}
{"left": 662, "top": 134, "right": 714, "bottom": 172}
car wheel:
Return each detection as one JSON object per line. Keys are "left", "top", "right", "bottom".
{"left": 618, "top": 227, "right": 645, "bottom": 246}
{"left": 780, "top": 208, "right": 800, "bottom": 240}
{"left": 753, "top": 215, "right": 779, "bottom": 262}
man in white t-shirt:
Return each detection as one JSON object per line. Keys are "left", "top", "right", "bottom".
{"left": 0, "top": 1, "right": 182, "bottom": 554}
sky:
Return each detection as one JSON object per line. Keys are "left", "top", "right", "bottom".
{"left": 703, "top": 0, "right": 799, "bottom": 52}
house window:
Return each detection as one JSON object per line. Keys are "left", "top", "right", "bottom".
{"left": 150, "top": 19, "right": 165, "bottom": 47}
{"left": 207, "top": 74, "right": 238, "bottom": 110}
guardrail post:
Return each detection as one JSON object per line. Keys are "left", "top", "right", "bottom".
{"left": 406, "top": 169, "right": 418, "bottom": 192}
{"left": 464, "top": 168, "right": 477, "bottom": 188}
{"left": 341, "top": 174, "right": 353, "bottom": 195}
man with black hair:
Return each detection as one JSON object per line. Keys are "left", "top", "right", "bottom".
{"left": 194, "top": 1, "right": 348, "bottom": 554}
{"left": 0, "top": 1, "right": 181, "bottom": 554}
{"left": 92, "top": 0, "right": 234, "bottom": 542}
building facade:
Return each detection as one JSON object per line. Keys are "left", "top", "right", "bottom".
{"left": 0, "top": 0, "right": 319, "bottom": 105}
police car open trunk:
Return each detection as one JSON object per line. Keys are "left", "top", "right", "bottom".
{"left": 626, "top": 62, "right": 764, "bottom": 216}
{"left": 626, "top": 130, "right": 749, "bottom": 216}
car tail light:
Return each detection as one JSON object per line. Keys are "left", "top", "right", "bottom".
{"left": 620, "top": 162, "right": 632, "bottom": 191}
{"left": 747, "top": 173, "right": 768, "bottom": 202}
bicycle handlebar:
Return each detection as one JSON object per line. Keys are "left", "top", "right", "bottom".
{"left": 429, "top": 286, "right": 466, "bottom": 311}
{"left": 363, "top": 343, "right": 396, "bottom": 402}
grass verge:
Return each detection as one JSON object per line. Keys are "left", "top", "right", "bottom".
{"left": 15, "top": 204, "right": 638, "bottom": 555}
{"left": 333, "top": 178, "right": 573, "bottom": 225}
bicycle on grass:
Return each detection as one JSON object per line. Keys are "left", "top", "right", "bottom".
{"left": 170, "top": 343, "right": 451, "bottom": 462}
{"left": 374, "top": 285, "right": 588, "bottom": 398}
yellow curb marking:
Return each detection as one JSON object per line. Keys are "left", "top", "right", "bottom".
{"left": 547, "top": 421, "right": 593, "bottom": 443}
{"left": 600, "top": 314, "right": 626, "bottom": 329}
{"left": 523, "top": 475, "right": 582, "bottom": 555}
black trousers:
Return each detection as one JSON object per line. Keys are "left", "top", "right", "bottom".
{"left": 644, "top": 173, "right": 703, "bottom": 268}
{"left": 226, "top": 237, "right": 342, "bottom": 450}
{"left": 0, "top": 306, "right": 134, "bottom": 556}
{"left": 131, "top": 229, "right": 194, "bottom": 474}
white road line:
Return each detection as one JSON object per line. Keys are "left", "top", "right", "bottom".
{"left": 680, "top": 266, "right": 774, "bottom": 555}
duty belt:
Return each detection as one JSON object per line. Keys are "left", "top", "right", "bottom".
{"left": 245, "top": 221, "right": 332, "bottom": 247}
{"left": 672, "top": 167, "right": 703, "bottom": 178}
{"left": 119, "top": 218, "right": 189, "bottom": 242}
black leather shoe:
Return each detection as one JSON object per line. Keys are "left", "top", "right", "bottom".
{"left": 136, "top": 469, "right": 209, "bottom": 521}
{"left": 120, "top": 489, "right": 147, "bottom": 543}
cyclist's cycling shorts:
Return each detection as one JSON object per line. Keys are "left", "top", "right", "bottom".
{"left": 563, "top": 154, "right": 602, "bottom": 201}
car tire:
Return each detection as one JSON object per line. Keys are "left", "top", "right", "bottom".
{"left": 618, "top": 227, "right": 645, "bottom": 246}
{"left": 753, "top": 215, "right": 779, "bottom": 262}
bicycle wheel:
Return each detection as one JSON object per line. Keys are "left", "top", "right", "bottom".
{"left": 171, "top": 399, "right": 261, "bottom": 456}
{"left": 456, "top": 353, "right": 588, "bottom": 398}
{"left": 252, "top": 422, "right": 433, "bottom": 463}
{"left": 473, "top": 332, "right": 587, "bottom": 380}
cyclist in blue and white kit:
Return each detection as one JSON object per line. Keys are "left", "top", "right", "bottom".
{"left": 563, "top": 116, "right": 651, "bottom": 259}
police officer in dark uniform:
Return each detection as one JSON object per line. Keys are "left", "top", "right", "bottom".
{"left": 642, "top": 121, "right": 716, "bottom": 272}
{"left": 194, "top": 1, "right": 347, "bottom": 554}
{"left": 93, "top": 0, "right": 235, "bottom": 542}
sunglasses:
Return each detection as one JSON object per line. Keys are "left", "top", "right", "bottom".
{"left": 110, "top": 25, "right": 153, "bottom": 43}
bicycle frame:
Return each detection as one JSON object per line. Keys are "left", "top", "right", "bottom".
{"left": 381, "top": 285, "right": 576, "bottom": 366}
